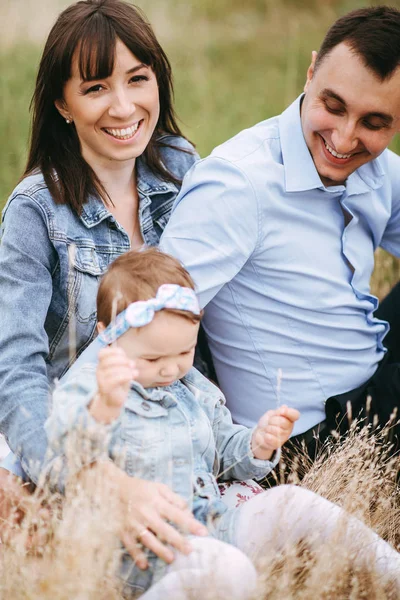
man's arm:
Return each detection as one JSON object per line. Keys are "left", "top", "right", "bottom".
{"left": 380, "top": 150, "right": 400, "bottom": 258}
{"left": 160, "top": 156, "right": 259, "bottom": 307}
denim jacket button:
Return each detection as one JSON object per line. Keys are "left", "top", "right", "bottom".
{"left": 196, "top": 477, "right": 205, "bottom": 488}
{"left": 141, "top": 401, "right": 151, "bottom": 411}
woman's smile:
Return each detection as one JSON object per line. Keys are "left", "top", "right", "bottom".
{"left": 102, "top": 119, "right": 143, "bottom": 142}
{"left": 56, "top": 39, "right": 160, "bottom": 173}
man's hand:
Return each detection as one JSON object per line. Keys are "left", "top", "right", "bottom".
{"left": 89, "top": 462, "right": 208, "bottom": 570}
{"left": 90, "top": 346, "right": 138, "bottom": 423}
{"left": 251, "top": 405, "right": 300, "bottom": 460}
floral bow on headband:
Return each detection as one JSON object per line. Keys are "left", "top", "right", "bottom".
{"left": 98, "top": 284, "right": 200, "bottom": 346}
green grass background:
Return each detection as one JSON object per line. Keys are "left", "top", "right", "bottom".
{"left": 1, "top": 0, "right": 400, "bottom": 293}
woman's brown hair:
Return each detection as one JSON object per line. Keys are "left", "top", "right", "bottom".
{"left": 97, "top": 248, "right": 201, "bottom": 326}
{"left": 24, "top": 0, "right": 190, "bottom": 214}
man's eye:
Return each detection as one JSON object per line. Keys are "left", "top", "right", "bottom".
{"left": 325, "top": 103, "right": 344, "bottom": 115}
{"left": 363, "top": 120, "right": 386, "bottom": 131}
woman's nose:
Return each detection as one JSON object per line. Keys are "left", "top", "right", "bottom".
{"left": 108, "top": 90, "right": 136, "bottom": 120}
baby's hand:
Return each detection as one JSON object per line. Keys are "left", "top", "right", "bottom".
{"left": 251, "top": 405, "right": 300, "bottom": 460}
{"left": 89, "top": 347, "right": 138, "bottom": 423}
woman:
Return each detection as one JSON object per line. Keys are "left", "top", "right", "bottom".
{"left": 0, "top": 0, "right": 208, "bottom": 565}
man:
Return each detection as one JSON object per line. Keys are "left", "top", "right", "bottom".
{"left": 160, "top": 6, "right": 400, "bottom": 448}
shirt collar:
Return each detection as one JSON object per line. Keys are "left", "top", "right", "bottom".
{"left": 279, "top": 94, "right": 386, "bottom": 195}
{"left": 79, "top": 154, "right": 178, "bottom": 228}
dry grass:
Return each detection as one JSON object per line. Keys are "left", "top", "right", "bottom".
{"left": 0, "top": 424, "right": 399, "bottom": 599}
{"left": 255, "top": 425, "right": 400, "bottom": 599}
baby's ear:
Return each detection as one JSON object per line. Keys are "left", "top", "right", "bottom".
{"left": 97, "top": 322, "right": 106, "bottom": 334}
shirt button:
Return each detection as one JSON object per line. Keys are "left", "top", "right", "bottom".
{"left": 141, "top": 401, "right": 151, "bottom": 411}
{"left": 196, "top": 477, "right": 205, "bottom": 488}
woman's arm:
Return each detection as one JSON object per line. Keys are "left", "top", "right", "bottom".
{"left": 0, "top": 194, "right": 56, "bottom": 484}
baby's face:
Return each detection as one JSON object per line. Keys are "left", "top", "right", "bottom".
{"left": 117, "top": 311, "right": 200, "bottom": 388}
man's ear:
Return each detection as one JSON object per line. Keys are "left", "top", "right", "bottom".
{"left": 54, "top": 99, "right": 72, "bottom": 123}
{"left": 304, "top": 50, "right": 318, "bottom": 93}
{"left": 97, "top": 322, "right": 106, "bottom": 334}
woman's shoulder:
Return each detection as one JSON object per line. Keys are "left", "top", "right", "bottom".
{"left": 4, "top": 171, "right": 74, "bottom": 222}
{"left": 157, "top": 134, "right": 200, "bottom": 180}
{"left": 5, "top": 171, "right": 56, "bottom": 214}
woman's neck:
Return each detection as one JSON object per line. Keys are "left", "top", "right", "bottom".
{"left": 84, "top": 151, "right": 137, "bottom": 208}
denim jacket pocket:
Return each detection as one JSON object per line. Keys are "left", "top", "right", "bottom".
{"left": 120, "top": 398, "right": 168, "bottom": 478}
{"left": 122, "top": 397, "right": 168, "bottom": 448}
{"left": 70, "top": 245, "right": 106, "bottom": 323}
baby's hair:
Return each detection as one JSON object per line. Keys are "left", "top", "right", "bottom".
{"left": 97, "top": 248, "right": 201, "bottom": 326}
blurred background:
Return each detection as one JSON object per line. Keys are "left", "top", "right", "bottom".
{"left": 1, "top": 0, "right": 400, "bottom": 295}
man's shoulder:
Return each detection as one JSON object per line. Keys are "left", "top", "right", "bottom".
{"left": 209, "top": 115, "right": 281, "bottom": 167}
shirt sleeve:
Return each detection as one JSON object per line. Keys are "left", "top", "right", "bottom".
{"left": 160, "top": 156, "right": 259, "bottom": 307}
{"left": 212, "top": 396, "right": 280, "bottom": 482}
{"left": 44, "top": 365, "right": 120, "bottom": 492}
{"left": 380, "top": 150, "right": 400, "bottom": 258}
{"left": 0, "top": 194, "right": 56, "bottom": 484}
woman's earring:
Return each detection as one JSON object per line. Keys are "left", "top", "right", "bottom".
{"left": 65, "top": 118, "right": 72, "bottom": 124}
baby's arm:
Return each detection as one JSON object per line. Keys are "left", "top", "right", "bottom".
{"left": 251, "top": 405, "right": 300, "bottom": 460}
{"left": 43, "top": 356, "right": 132, "bottom": 491}
{"left": 89, "top": 347, "right": 138, "bottom": 423}
{"left": 211, "top": 397, "right": 299, "bottom": 482}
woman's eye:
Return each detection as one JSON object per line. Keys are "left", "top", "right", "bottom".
{"left": 84, "top": 84, "right": 104, "bottom": 94}
{"left": 147, "top": 358, "right": 159, "bottom": 363}
{"left": 129, "top": 75, "right": 149, "bottom": 84}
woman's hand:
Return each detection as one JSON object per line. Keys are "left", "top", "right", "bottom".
{"left": 90, "top": 346, "right": 138, "bottom": 423}
{"left": 251, "top": 405, "right": 300, "bottom": 460}
{"left": 0, "top": 468, "right": 50, "bottom": 550}
{"left": 91, "top": 462, "right": 208, "bottom": 570}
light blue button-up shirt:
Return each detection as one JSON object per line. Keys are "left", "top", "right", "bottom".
{"left": 160, "top": 95, "right": 400, "bottom": 436}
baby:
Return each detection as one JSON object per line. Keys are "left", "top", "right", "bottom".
{"left": 45, "top": 248, "right": 400, "bottom": 600}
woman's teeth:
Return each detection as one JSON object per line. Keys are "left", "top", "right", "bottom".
{"left": 104, "top": 122, "right": 140, "bottom": 140}
{"left": 324, "top": 140, "right": 352, "bottom": 160}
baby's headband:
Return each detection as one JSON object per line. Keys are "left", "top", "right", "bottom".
{"left": 98, "top": 284, "right": 200, "bottom": 346}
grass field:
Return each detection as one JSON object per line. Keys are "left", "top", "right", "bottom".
{"left": 0, "top": 2, "right": 400, "bottom": 598}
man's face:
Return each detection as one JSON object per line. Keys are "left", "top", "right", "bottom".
{"left": 301, "top": 43, "right": 400, "bottom": 186}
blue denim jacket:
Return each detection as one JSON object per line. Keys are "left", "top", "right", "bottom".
{"left": 0, "top": 136, "right": 197, "bottom": 484}
{"left": 44, "top": 364, "right": 279, "bottom": 591}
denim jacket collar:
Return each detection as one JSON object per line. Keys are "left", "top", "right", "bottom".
{"left": 128, "top": 367, "right": 223, "bottom": 409}
{"left": 79, "top": 155, "right": 178, "bottom": 229}
{"left": 279, "top": 94, "right": 386, "bottom": 195}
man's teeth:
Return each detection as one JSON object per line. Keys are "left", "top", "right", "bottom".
{"left": 324, "top": 140, "right": 352, "bottom": 160}
{"left": 104, "top": 123, "right": 139, "bottom": 139}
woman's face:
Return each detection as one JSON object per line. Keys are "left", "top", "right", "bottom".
{"left": 55, "top": 39, "right": 160, "bottom": 173}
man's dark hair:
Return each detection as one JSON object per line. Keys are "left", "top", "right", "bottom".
{"left": 315, "top": 6, "right": 400, "bottom": 80}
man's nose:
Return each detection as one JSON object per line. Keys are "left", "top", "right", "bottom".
{"left": 332, "top": 122, "right": 358, "bottom": 154}
{"left": 108, "top": 89, "right": 136, "bottom": 120}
